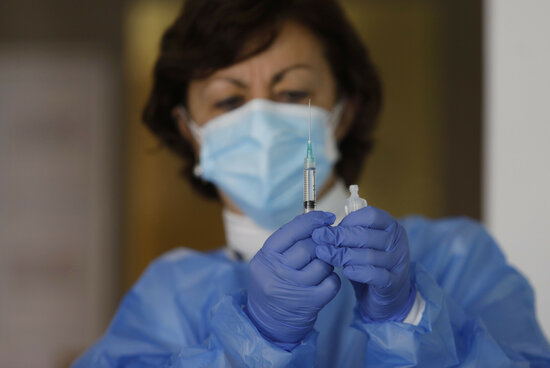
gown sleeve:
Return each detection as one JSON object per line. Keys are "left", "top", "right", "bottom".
{"left": 71, "top": 249, "right": 318, "bottom": 368}
{"left": 349, "top": 217, "right": 550, "bottom": 367}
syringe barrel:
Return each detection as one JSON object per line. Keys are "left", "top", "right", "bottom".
{"left": 303, "top": 160, "right": 316, "bottom": 213}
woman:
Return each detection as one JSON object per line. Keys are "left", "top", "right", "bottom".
{"left": 74, "top": 0, "right": 550, "bottom": 366}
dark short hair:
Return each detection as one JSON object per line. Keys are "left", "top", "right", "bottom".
{"left": 143, "top": 0, "right": 382, "bottom": 199}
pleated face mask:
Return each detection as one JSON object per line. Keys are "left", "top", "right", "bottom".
{"left": 185, "top": 98, "right": 341, "bottom": 230}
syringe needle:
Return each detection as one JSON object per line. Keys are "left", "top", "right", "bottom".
{"left": 308, "top": 97, "right": 311, "bottom": 142}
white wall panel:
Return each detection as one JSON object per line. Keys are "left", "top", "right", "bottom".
{"left": 484, "top": 0, "right": 550, "bottom": 338}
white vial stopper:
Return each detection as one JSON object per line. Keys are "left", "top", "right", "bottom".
{"left": 345, "top": 184, "right": 367, "bottom": 215}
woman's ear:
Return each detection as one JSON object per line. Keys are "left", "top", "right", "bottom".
{"left": 172, "top": 106, "right": 200, "bottom": 153}
{"left": 334, "top": 98, "right": 358, "bottom": 142}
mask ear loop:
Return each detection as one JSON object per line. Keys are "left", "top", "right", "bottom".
{"left": 176, "top": 105, "right": 204, "bottom": 177}
{"left": 320, "top": 98, "right": 346, "bottom": 163}
{"left": 176, "top": 105, "right": 204, "bottom": 146}
{"left": 328, "top": 98, "right": 347, "bottom": 132}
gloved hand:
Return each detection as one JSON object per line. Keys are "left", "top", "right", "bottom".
{"left": 312, "top": 206, "right": 415, "bottom": 322}
{"left": 246, "top": 211, "right": 341, "bottom": 350}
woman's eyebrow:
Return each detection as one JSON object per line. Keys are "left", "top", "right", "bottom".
{"left": 207, "top": 63, "right": 312, "bottom": 91}
{"left": 271, "top": 63, "right": 312, "bottom": 86}
{"left": 209, "top": 77, "right": 248, "bottom": 89}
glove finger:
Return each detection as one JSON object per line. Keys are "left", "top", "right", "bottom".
{"left": 343, "top": 264, "right": 394, "bottom": 289}
{"left": 339, "top": 206, "right": 394, "bottom": 230}
{"left": 282, "top": 238, "right": 317, "bottom": 269}
{"left": 312, "top": 226, "right": 391, "bottom": 250}
{"left": 265, "top": 211, "right": 335, "bottom": 253}
{"left": 275, "top": 259, "right": 334, "bottom": 286}
{"left": 316, "top": 245, "right": 395, "bottom": 269}
{"left": 308, "top": 272, "right": 341, "bottom": 306}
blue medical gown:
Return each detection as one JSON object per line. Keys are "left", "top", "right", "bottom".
{"left": 73, "top": 217, "right": 550, "bottom": 367}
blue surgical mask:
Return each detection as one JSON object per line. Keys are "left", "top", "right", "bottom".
{"left": 184, "top": 99, "right": 342, "bottom": 230}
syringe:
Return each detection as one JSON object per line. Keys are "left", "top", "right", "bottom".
{"left": 304, "top": 98, "right": 316, "bottom": 213}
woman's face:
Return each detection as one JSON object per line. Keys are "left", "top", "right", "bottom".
{"left": 185, "top": 21, "right": 339, "bottom": 129}
{"left": 176, "top": 21, "right": 353, "bottom": 213}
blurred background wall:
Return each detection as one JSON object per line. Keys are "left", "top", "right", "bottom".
{"left": 0, "top": 0, "right": 124, "bottom": 367}
{"left": 0, "top": 1, "right": 547, "bottom": 367}
{"left": 484, "top": 0, "right": 550, "bottom": 346}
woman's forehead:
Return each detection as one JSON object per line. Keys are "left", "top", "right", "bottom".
{"left": 206, "top": 21, "right": 327, "bottom": 83}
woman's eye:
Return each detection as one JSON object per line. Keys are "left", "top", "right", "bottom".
{"left": 278, "top": 90, "right": 309, "bottom": 103}
{"left": 214, "top": 96, "right": 245, "bottom": 111}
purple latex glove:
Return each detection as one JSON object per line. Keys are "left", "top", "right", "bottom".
{"left": 246, "top": 211, "right": 341, "bottom": 350}
{"left": 312, "top": 206, "right": 415, "bottom": 322}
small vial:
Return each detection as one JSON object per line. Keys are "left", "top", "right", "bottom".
{"left": 345, "top": 184, "right": 367, "bottom": 215}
